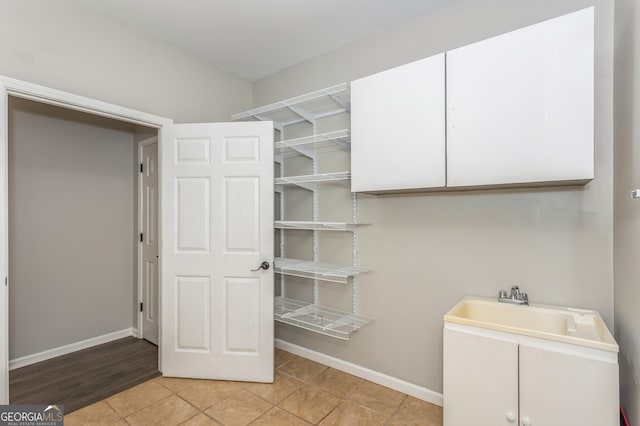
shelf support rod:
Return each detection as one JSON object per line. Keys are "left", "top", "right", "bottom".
{"left": 311, "top": 119, "right": 319, "bottom": 307}
{"left": 279, "top": 127, "right": 286, "bottom": 300}
{"left": 352, "top": 192, "right": 359, "bottom": 314}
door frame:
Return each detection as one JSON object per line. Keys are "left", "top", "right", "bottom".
{"left": 0, "top": 75, "right": 173, "bottom": 404}
{"left": 137, "top": 137, "right": 159, "bottom": 344}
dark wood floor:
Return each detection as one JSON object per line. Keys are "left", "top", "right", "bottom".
{"left": 10, "top": 337, "right": 159, "bottom": 414}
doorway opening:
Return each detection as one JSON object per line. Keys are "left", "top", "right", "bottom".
{"left": 7, "top": 96, "right": 159, "bottom": 411}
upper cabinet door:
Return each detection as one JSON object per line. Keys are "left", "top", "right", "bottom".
{"left": 446, "top": 7, "right": 594, "bottom": 188}
{"left": 351, "top": 53, "right": 446, "bottom": 193}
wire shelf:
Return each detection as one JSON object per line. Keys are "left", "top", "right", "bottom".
{"left": 275, "top": 220, "right": 366, "bottom": 232}
{"left": 275, "top": 130, "right": 351, "bottom": 158}
{"left": 231, "top": 83, "right": 350, "bottom": 127}
{"left": 275, "top": 297, "right": 374, "bottom": 340}
{"left": 274, "top": 257, "right": 370, "bottom": 284}
{"left": 275, "top": 172, "right": 350, "bottom": 190}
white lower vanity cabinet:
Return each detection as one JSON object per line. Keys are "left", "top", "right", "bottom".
{"left": 443, "top": 325, "right": 619, "bottom": 426}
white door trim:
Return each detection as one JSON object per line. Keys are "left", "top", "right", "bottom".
{"left": 0, "top": 75, "right": 173, "bottom": 404}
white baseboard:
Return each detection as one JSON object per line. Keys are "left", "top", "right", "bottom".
{"left": 9, "top": 328, "right": 136, "bottom": 370}
{"left": 131, "top": 328, "right": 139, "bottom": 338}
{"left": 275, "top": 339, "right": 443, "bottom": 407}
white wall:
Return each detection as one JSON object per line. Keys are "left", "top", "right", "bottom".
{"left": 614, "top": 0, "right": 640, "bottom": 422}
{"left": 0, "top": 0, "right": 252, "bottom": 123}
{"left": 8, "top": 97, "right": 137, "bottom": 359}
{"left": 256, "top": 0, "right": 614, "bottom": 396}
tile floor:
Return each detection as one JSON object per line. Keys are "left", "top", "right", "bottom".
{"left": 65, "top": 349, "right": 442, "bottom": 425}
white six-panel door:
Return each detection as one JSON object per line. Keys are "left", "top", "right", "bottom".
{"left": 161, "top": 122, "right": 274, "bottom": 382}
{"left": 140, "top": 137, "right": 159, "bottom": 345}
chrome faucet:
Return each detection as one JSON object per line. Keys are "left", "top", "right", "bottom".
{"left": 498, "top": 286, "right": 529, "bottom": 305}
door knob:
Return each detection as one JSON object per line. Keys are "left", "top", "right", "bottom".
{"left": 251, "top": 261, "right": 270, "bottom": 271}
{"left": 505, "top": 412, "right": 516, "bottom": 422}
{"left": 521, "top": 417, "right": 532, "bottom": 426}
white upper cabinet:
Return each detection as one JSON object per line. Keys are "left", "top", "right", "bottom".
{"left": 350, "top": 7, "right": 594, "bottom": 193}
{"left": 351, "top": 53, "right": 446, "bottom": 193}
{"left": 446, "top": 7, "right": 594, "bottom": 188}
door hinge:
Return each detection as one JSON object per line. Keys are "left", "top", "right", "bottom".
{"left": 140, "top": 302, "right": 143, "bottom": 312}
{"left": 140, "top": 233, "right": 143, "bottom": 242}
{"left": 140, "top": 163, "right": 143, "bottom": 173}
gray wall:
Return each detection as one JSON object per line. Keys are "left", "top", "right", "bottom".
{"left": 256, "top": 0, "right": 614, "bottom": 395}
{"left": 8, "top": 98, "right": 136, "bottom": 359}
{"left": 0, "top": 0, "right": 252, "bottom": 123}
{"left": 614, "top": 0, "right": 640, "bottom": 422}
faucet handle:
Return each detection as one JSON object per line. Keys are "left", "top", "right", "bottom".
{"left": 499, "top": 290, "right": 508, "bottom": 298}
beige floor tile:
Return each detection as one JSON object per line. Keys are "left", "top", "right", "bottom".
{"left": 387, "top": 396, "right": 443, "bottom": 426}
{"left": 250, "top": 407, "right": 311, "bottom": 425}
{"left": 154, "top": 376, "right": 200, "bottom": 393}
{"left": 348, "top": 381, "right": 406, "bottom": 417}
{"left": 319, "top": 400, "right": 387, "bottom": 426}
{"left": 111, "top": 421, "right": 128, "bottom": 426}
{"left": 309, "top": 368, "right": 363, "bottom": 398}
{"left": 277, "top": 356, "right": 328, "bottom": 382}
{"left": 274, "top": 349, "right": 297, "bottom": 369}
{"left": 178, "top": 380, "right": 241, "bottom": 409}
{"left": 243, "top": 371, "right": 304, "bottom": 404}
{"left": 106, "top": 380, "right": 172, "bottom": 417}
{"left": 125, "top": 394, "right": 199, "bottom": 425}
{"left": 64, "top": 401, "right": 121, "bottom": 426}
{"left": 278, "top": 385, "right": 341, "bottom": 424}
{"left": 180, "top": 413, "right": 220, "bottom": 425}
{"left": 205, "top": 389, "right": 272, "bottom": 426}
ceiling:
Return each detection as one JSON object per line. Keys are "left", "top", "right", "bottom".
{"left": 72, "top": 0, "right": 448, "bottom": 81}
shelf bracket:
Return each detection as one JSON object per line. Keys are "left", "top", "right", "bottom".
{"left": 281, "top": 305, "right": 314, "bottom": 320}
{"left": 329, "top": 94, "right": 351, "bottom": 112}
{"left": 281, "top": 142, "right": 315, "bottom": 159}
{"left": 272, "top": 121, "right": 284, "bottom": 133}
{"left": 286, "top": 105, "right": 317, "bottom": 125}
{"left": 275, "top": 180, "right": 315, "bottom": 191}
{"left": 333, "top": 137, "right": 351, "bottom": 152}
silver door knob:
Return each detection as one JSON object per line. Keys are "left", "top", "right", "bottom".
{"left": 251, "top": 261, "right": 270, "bottom": 271}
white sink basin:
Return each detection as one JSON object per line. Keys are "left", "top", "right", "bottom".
{"left": 444, "top": 297, "right": 618, "bottom": 352}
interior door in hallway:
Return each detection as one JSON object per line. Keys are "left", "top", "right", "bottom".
{"left": 161, "top": 121, "right": 274, "bottom": 382}
{"left": 140, "top": 136, "right": 159, "bottom": 345}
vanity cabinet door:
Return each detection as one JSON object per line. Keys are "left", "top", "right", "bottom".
{"left": 443, "top": 329, "right": 519, "bottom": 426}
{"left": 519, "top": 344, "right": 619, "bottom": 426}
{"left": 446, "top": 7, "right": 594, "bottom": 188}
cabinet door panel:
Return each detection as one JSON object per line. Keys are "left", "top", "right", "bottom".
{"left": 444, "top": 329, "right": 518, "bottom": 426}
{"left": 446, "top": 7, "right": 594, "bottom": 187}
{"left": 519, "top": 344, "right": 618, "bottom": 426}
{"left": 351, "top": 53, "right": 445, "bottom": 192}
